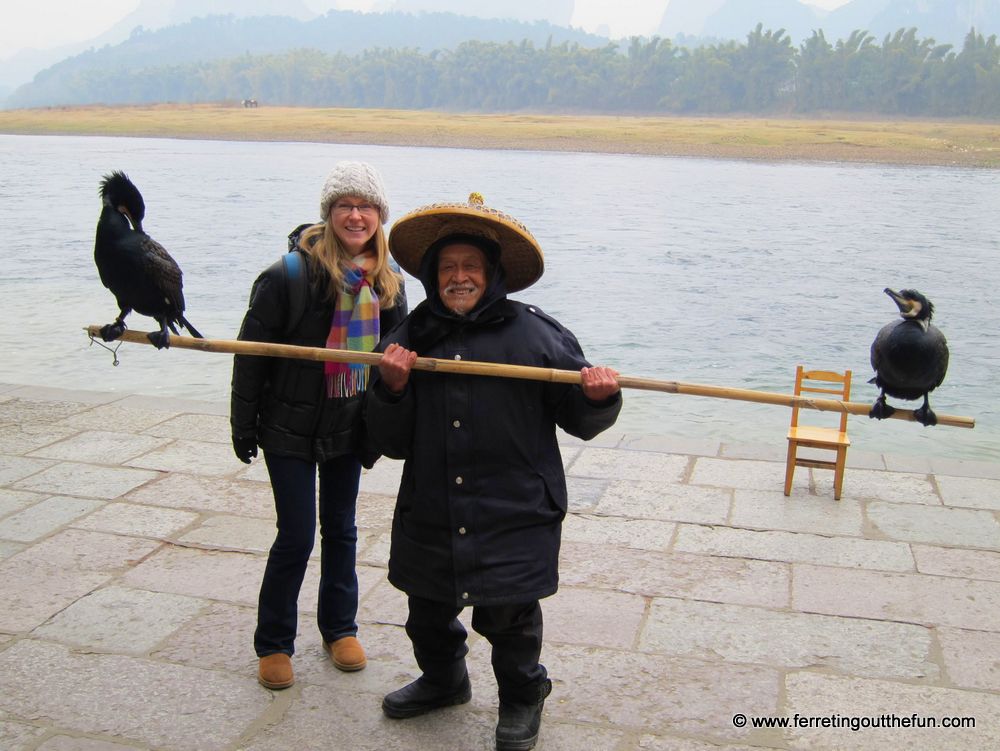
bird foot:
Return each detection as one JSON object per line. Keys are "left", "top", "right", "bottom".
{"left": 913, "top": 405, "right": 938, "bottom": 427}
{"left": 147, "top": 331, "right": 170, "bottom": 350}
{"left": 869, "top": 398, "right": 896, "bottom": 421}
{"left": 99, "top": 322, "right": 126, "bottom": 342}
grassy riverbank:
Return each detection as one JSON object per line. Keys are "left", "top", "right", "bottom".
{"left": 1, "top": 103, "right": 998, "bottom": 167}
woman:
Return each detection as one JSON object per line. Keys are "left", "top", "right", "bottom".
{"left": 231, "top": 161, "right": 407, "bottom": 690}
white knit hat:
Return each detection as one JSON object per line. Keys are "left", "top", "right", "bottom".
{"left": 319, "top": 161, "right": 390, "bottom": 223}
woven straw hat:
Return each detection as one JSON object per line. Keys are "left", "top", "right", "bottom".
{"left": 389, "top": 193, "right": 544, "bottom": 292}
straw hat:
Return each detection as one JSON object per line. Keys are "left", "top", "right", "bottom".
{"left": 389, "top": 193, "right": 544, "bottom": 292}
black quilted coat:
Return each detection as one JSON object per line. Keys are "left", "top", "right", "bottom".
{"left": 366, "top": 254, "right": 621, "bottom": 607}
{"left": 231, "top": 249, "right": 407, "bottom": 465}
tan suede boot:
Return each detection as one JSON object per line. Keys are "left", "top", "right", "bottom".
{"left": 325, "top": 636, "right": 367, "bottom": 672}
{"left": 258, "top": 653, "right": 294, "bottom": 689}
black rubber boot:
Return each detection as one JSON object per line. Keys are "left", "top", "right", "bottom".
{"left": 495, "top": 679, "right": 552, "bottom": 751}
{"left": 382, "top": 674, "right": 472, "bottom": 719}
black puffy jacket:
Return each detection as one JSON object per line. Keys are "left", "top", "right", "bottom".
{"left": 230, "top": 250, "right": 407, "bottom": 465}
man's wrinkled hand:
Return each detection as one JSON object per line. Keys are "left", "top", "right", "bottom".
{"left": 581, "top": 366, "right": 620, "bottom": 402}
{"left": 379, "top": 343, "right": 417, "bottom": 394}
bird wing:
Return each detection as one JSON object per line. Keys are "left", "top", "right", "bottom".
{"left": 139, "top": 235, "right": 186, "bottom": 312}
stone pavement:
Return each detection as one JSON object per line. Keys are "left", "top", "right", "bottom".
{"left": 1, "top": 382, "right": 999, "bottom": 751}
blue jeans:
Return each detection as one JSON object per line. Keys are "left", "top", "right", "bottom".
{"left": 255, "top": 451, "right": 361, "bottom": 657}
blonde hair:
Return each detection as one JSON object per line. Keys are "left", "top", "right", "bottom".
{"left": 298, "top": 222, "right": 403, "bottom": 307}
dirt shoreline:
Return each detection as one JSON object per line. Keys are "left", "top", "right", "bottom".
{"left": 1, "top": 104, "right": 997, "bottom": 168}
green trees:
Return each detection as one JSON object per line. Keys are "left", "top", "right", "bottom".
{"left": 10, "top": 24, "right": 1000, "bottom": 116}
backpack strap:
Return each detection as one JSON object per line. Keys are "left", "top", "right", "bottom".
{"left": 281, "top": 249, "right": 309, "bottom": 337}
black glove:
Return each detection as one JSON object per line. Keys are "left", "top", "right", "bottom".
{"left": 232, "top": 436, "right": 258, "bottom": 464}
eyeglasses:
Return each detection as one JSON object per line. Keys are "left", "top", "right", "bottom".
{"left": 332, "top": 202, "right": 378, "bottom": 217}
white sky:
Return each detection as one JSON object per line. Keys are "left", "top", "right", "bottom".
{"left": 0, "top": 1, "right": 852, "bottom": 60}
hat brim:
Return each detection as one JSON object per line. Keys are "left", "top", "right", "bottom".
{"left": 389, "top": 203, "right": 544, "bottom": 293}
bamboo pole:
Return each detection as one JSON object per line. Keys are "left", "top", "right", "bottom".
{"left": 85, "top": 326, "right": 976, "bottom": 429}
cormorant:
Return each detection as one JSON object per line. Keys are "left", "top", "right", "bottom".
{"left": 94, "top": 171, "right": 202, "bottom": 349}
{"left": 869, "top": 288, "right": 949, "bottom": 427}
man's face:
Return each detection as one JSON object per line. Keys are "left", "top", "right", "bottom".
{"left": 437, "top": 243, "right": 488, "bottom": 315}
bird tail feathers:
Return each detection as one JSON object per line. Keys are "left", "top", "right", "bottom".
{"left": 181, "top": 317, "right": 203, "bottom": 339}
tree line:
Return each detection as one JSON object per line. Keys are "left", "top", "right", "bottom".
{"left": 16, "top": 25, "right": 1000, "bottom": 116}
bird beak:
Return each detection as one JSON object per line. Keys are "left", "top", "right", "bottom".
{"left": 118, "top": 204, "right": 142, "bottom": 233}
{"left": 884, "top": 288, "right": 914, "bottom": 316}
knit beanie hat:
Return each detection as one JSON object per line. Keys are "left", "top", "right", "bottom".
{"left": 319, "top": 161, "right": 390, "bottom": 224}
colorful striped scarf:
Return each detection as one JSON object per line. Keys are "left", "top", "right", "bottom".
{"left": 325, "top": 266, "right": 380, "bottom": 397}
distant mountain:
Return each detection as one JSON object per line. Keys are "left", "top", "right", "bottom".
{"left": 657, "top": 0, "right": 999, "bottom": 46}
{"left": 0, "top": 0, "right": 316, "bottom": 94}
{"left": 703, "top": 0, "right": 821, "bottom": 43}
{"left": 378, "top": 0, "right": 575, "bottom": 26}
{"left": 6, "top": 10, "right": 607, "bottom": 108}
{"left": 657, "top": 0, "right": 729, "bottom": 37}
{"left": 839, "top": 0, "right": 1000, "bottom": 46}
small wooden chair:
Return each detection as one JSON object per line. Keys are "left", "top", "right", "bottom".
{"left": 784, "top": 365, "right": 852, "bottom": 500}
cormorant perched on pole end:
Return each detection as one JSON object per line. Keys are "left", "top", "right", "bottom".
{"left": 869, "top": 288, "right": 949, "bottom": 427}
{"left": 94, "top": 171, "right": 203, "bottom": 349}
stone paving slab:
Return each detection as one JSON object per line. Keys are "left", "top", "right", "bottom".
{"left": 72, "top": 502, "right": 200, "bottom": 540}
{"left": 140, "top": 413, "right": 231, "bottom": 443}
{"left": 35, "top": 736, "right": 145, "bottom": 751}
{"left": 730, "top": 488, "right": 865, "bottom": 537}
{"left": 568, "top": 447, "right": 689, "bottom": 482}
{"left": 124, "top": 439, "right": 239, "bottom": 477}
{"left": 639, "top": 598, "right": 938, "bottom": 681}
{"left": 0, "top": 558, "right": 110, "bottom": 632}
{"left": 0, "top": 423, "right": 80, "bottom": 456}
{"left": 32, "top": 586, "right": 206, "bottom": 654}
{"left": 673, "top": 524, "right": 915, "bottom": 571}
{"left": 936, "top": 627, "right": 1000, "bottom": 692}
{"left": 11, "top": 462, "right": 159, "bottom": 500}
{"left": 936, "top": 474, "right": 1000, "bottom": 510}
{"left": 0, "top": 455, "right": 56, "bottom": 486}
{"left": 865, "top": 501, "right": 1000, "bottom": 549}
{"left": 559, "top": 543, "right": 790, "bottom": 608}
{"left": 911, "top": 544, "right": 1000, "bottom": 582}
{"left": 0, "top": 388, "right": 997, "bottom": 750}
{"left": 0, "top": 640, "right": 270, "bottom": 751}
{"left": 7, "top": 528, "right": 161, "bottom": 573}
{"left": 26, "top": 430, "right": 170, "bottom": 466}
{"left": 124, "top": 473, "right": 276, "bottom": 518}
{"left": 562, "top": 512, "right": 676, "bottom": 551}
{"left": 592, "top": 480, "right": 732, "bottom": 525}
{"left": 792, "top": 564, "right": 1000, "bottom": 631}
{"left": 0, "top": 488, "right": 44, "bottom": 517}
{"left": 0, "top": 496, "right": 105, "bottom": 543}
{"left": 783, "top": 671, "right": 1000, "bottom": 750}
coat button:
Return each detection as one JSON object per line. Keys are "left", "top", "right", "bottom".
{"left": 454, "top": 354, "right": 462, "bottom": 360}
{"left": 461, "top": 592, "right": 469, "bottom": 600}
{"left": 459, "top": 526, "right": 467, "bottom": 535}
{"left": 455, "top": 476, "right": 463, "bottom": 485}
{"left": 453, "top": 419, "right": 461, "bottom": 428}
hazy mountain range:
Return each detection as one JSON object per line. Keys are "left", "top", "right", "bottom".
{"left": 3, "top": 0, "right": 998, "bottom": 105}
{"left": 663, "top": 0, "right": 1000, "bottom": 47}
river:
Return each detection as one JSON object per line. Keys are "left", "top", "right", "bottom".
{"left": 0, "top": 134, "right": 996, "bottom": 461}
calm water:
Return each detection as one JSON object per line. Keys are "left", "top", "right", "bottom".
{"left": 0, "top": 134, "right": 997, "bottom": 461}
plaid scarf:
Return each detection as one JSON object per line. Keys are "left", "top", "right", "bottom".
{"left": 325, "top": 266, "right": 380, "bottom": 397}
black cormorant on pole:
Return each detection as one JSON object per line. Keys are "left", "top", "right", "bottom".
{"left": 869, "top": 288, "right": 949, "bottom": 427}
{"left": 94, "top": 171, "right": 202, "bottom": 349}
